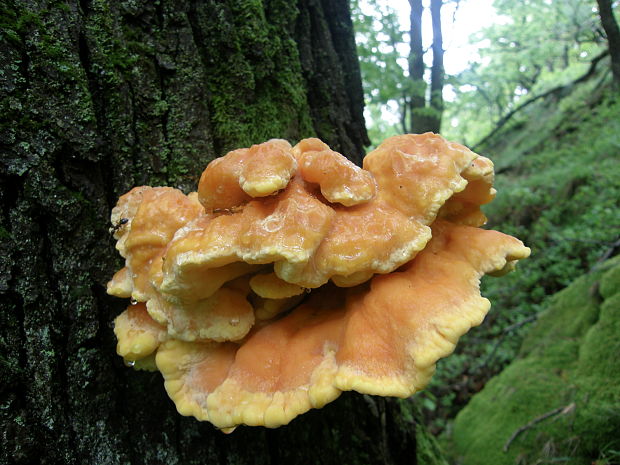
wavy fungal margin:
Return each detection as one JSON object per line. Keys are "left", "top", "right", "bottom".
{"left": 107, "top": 134, "right": 530, "bottom": 431}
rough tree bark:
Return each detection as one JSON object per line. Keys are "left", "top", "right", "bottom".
{"left": 0, "top": 0, "right": 447, "bottom": 464}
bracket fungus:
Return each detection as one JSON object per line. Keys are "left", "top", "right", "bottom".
{"left": 107, "top": 134, "right": 529, "bottom": 432}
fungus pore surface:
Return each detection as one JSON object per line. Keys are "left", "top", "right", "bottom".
{"left": 107, "top": 134, "right": 529, "bottom": 431}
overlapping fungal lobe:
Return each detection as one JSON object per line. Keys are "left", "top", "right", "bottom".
{"left": 106, "top": 185, "right": 260, "bottom": 345}
{"left": 198, "top": 139, "right": 297, "bottom": 210}
{"left": 114, "top": 302, "right": 166, "bottom": 371}
{"left": 107, "top": 133, "right": 530, "bottom": 431}
{"left": 156, "top": 221, "right": 529, "bottom": 429}
{"left": 163, "top": 134, "right": 479, "bottom": 291}
{"left": 106, "top": 186, "right": 204, "bottom": 302}
{"left": 439, "top": 156, "right": 496, "bottom": 226}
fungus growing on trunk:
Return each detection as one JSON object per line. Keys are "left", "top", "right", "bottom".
{"left": 108, "top": 134, "right": 529, "bottom": 431}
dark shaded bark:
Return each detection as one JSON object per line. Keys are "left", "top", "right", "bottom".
{"left": 596, "top": 0, "right": 620, "bottom": 88}
{"left": 297, "top": 0, "right": 370, "bottom": 159}
{"left": 408, "top": 0, "right": 427, "bottom": 132}
{"left": 427, "top": 0, "right": 444, "bottom": 133}
{"left": 0, "top": 0, "right": 445, "bottom": 464}
{"left": 407, "top": 0, "right": 443, "bottom": 134}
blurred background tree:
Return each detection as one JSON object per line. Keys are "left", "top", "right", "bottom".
{"left": 352, "top": 0, "right": 450, "bottom": 139}
{"left": 596, "top": 0, "right": 620, "bottom": 86}
{"left": 409, "top": 0, "right": 445, "bottom": 133}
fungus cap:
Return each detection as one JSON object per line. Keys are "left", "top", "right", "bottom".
{"left": 155, "top": 222, "right": 529, "bottom": 430}
{"left": 198, "top": 139, "right": 297, "bottom": 211}
{"left": 160, "top": 134, "right": 486, "bottom": 292}
{"left": 294, "top": 138, "right": 376, "bottom": 206}
{"left": 114, "top": 302, "right": 167, "bottom": 363}
{"left": 106, "top": 187, "right": 204, "bottom": 303}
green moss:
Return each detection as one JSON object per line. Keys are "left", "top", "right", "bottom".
{"left": 0, "top": 226, "right": 11, "bottom": 240}
{"left": 193, "top": 1, "right": 314, "bottom": 154}
{"left": 390, "top": 399, "right": 449, "bottom": 465}
{"left": 448, "top": 257, "right": 620, "bottom": 465}
{"left": 518, "top": 270, "right": 601, "bottom": 359}
{"left": 599, "top": 263, "right": 620, "bottom": 299}
{"left": 427, "top": 95, "right": 620, "bottom": 419}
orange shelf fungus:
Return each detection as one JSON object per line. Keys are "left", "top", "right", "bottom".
{"left": 107, "top": 134, "right": 529, "bottom": 431}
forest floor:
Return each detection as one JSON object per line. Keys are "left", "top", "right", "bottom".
{"left": 415, "top": 75, "right": 620, "bottom": 463}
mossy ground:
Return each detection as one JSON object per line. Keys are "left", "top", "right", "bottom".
{"left": 418, "top": 84, "right": 620, "bottom": 434}
{"left": 447, "top": 257, "right": 620, "bottom": 465}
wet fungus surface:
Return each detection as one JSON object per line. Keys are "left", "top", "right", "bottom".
{"left": 107, "top": 134, "right": 530, "bottom": 431}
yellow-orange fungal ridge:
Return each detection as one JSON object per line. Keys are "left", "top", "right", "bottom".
{"left": 108, "top": 133, "right": 529, "bottom": 431}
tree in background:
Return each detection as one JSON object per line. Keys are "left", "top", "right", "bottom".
{"left": 596, "top": 0, "right": 620, "bottom": 87}
{"left": 353, "top": 0, "right": 449, "bottom": 140}
{"left": 0, "top": 1, "right": 451, "bottom": 463}
{"left": 354, "top": 0, "right": 614, "bottom": 147}
{"left": 409, "top": 0, "right": 444, "bottom": 134}
{"left": 353, "top": 0, "right": 409, "bottom": 137}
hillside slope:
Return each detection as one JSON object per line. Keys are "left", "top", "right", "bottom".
{"left": 421, "top": 80, "right": 620, "bottom": 432}
{"left": 448, "top": 256, "right": 620, "bottom": 464}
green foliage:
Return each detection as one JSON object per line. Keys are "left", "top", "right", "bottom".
{"left": 365, "top": 104, "right": 400, "bottom": 150}
{"left": 443, "top": 0, "right": 606, "bottom": 145}
{"left": 421, "top": 87, "right": 620, "bottom": 434}
{"left": 351, "top": 0, "right": 409, "bottom": 139}
{"left": 446, "top": 257, "right": 620, "bottom": 464}
{"left": 352, "top": 0, "right": 408, "bottom": 106}
{"left": 482, "top": 92, "right": 620, "bottom": 322}
{"left": 353, "top": 0, "right": 608, "bottom": 146}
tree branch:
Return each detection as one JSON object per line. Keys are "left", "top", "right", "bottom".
{"left": 472, "top": 49, "right": 609, "bottom": 152}
{"left": 596, "top": 0, "right": 620, "bottom": 87}
{"left": 503, "top": 403, "right": 576, "bottom": 452}
{"left": 590, "top": 237, "right": 620, "bottom": 272}
{"left": 469, "top": 314, "right": 538, "bottom": 374}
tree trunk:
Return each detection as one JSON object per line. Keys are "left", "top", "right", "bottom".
{"left": 596, "top": 0, "right": 620, "bottom": 88}
{"left": 407, "top": 0, "right": 443, "bottom": 134}
{"left": 408, "top": 0, "right": 429, "bottom": 133}
{"left": 0, "top": 1, "right": 446, "bottom": 464}
{"left": 427, "top": 0, "right": 444, "bottom": 134}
